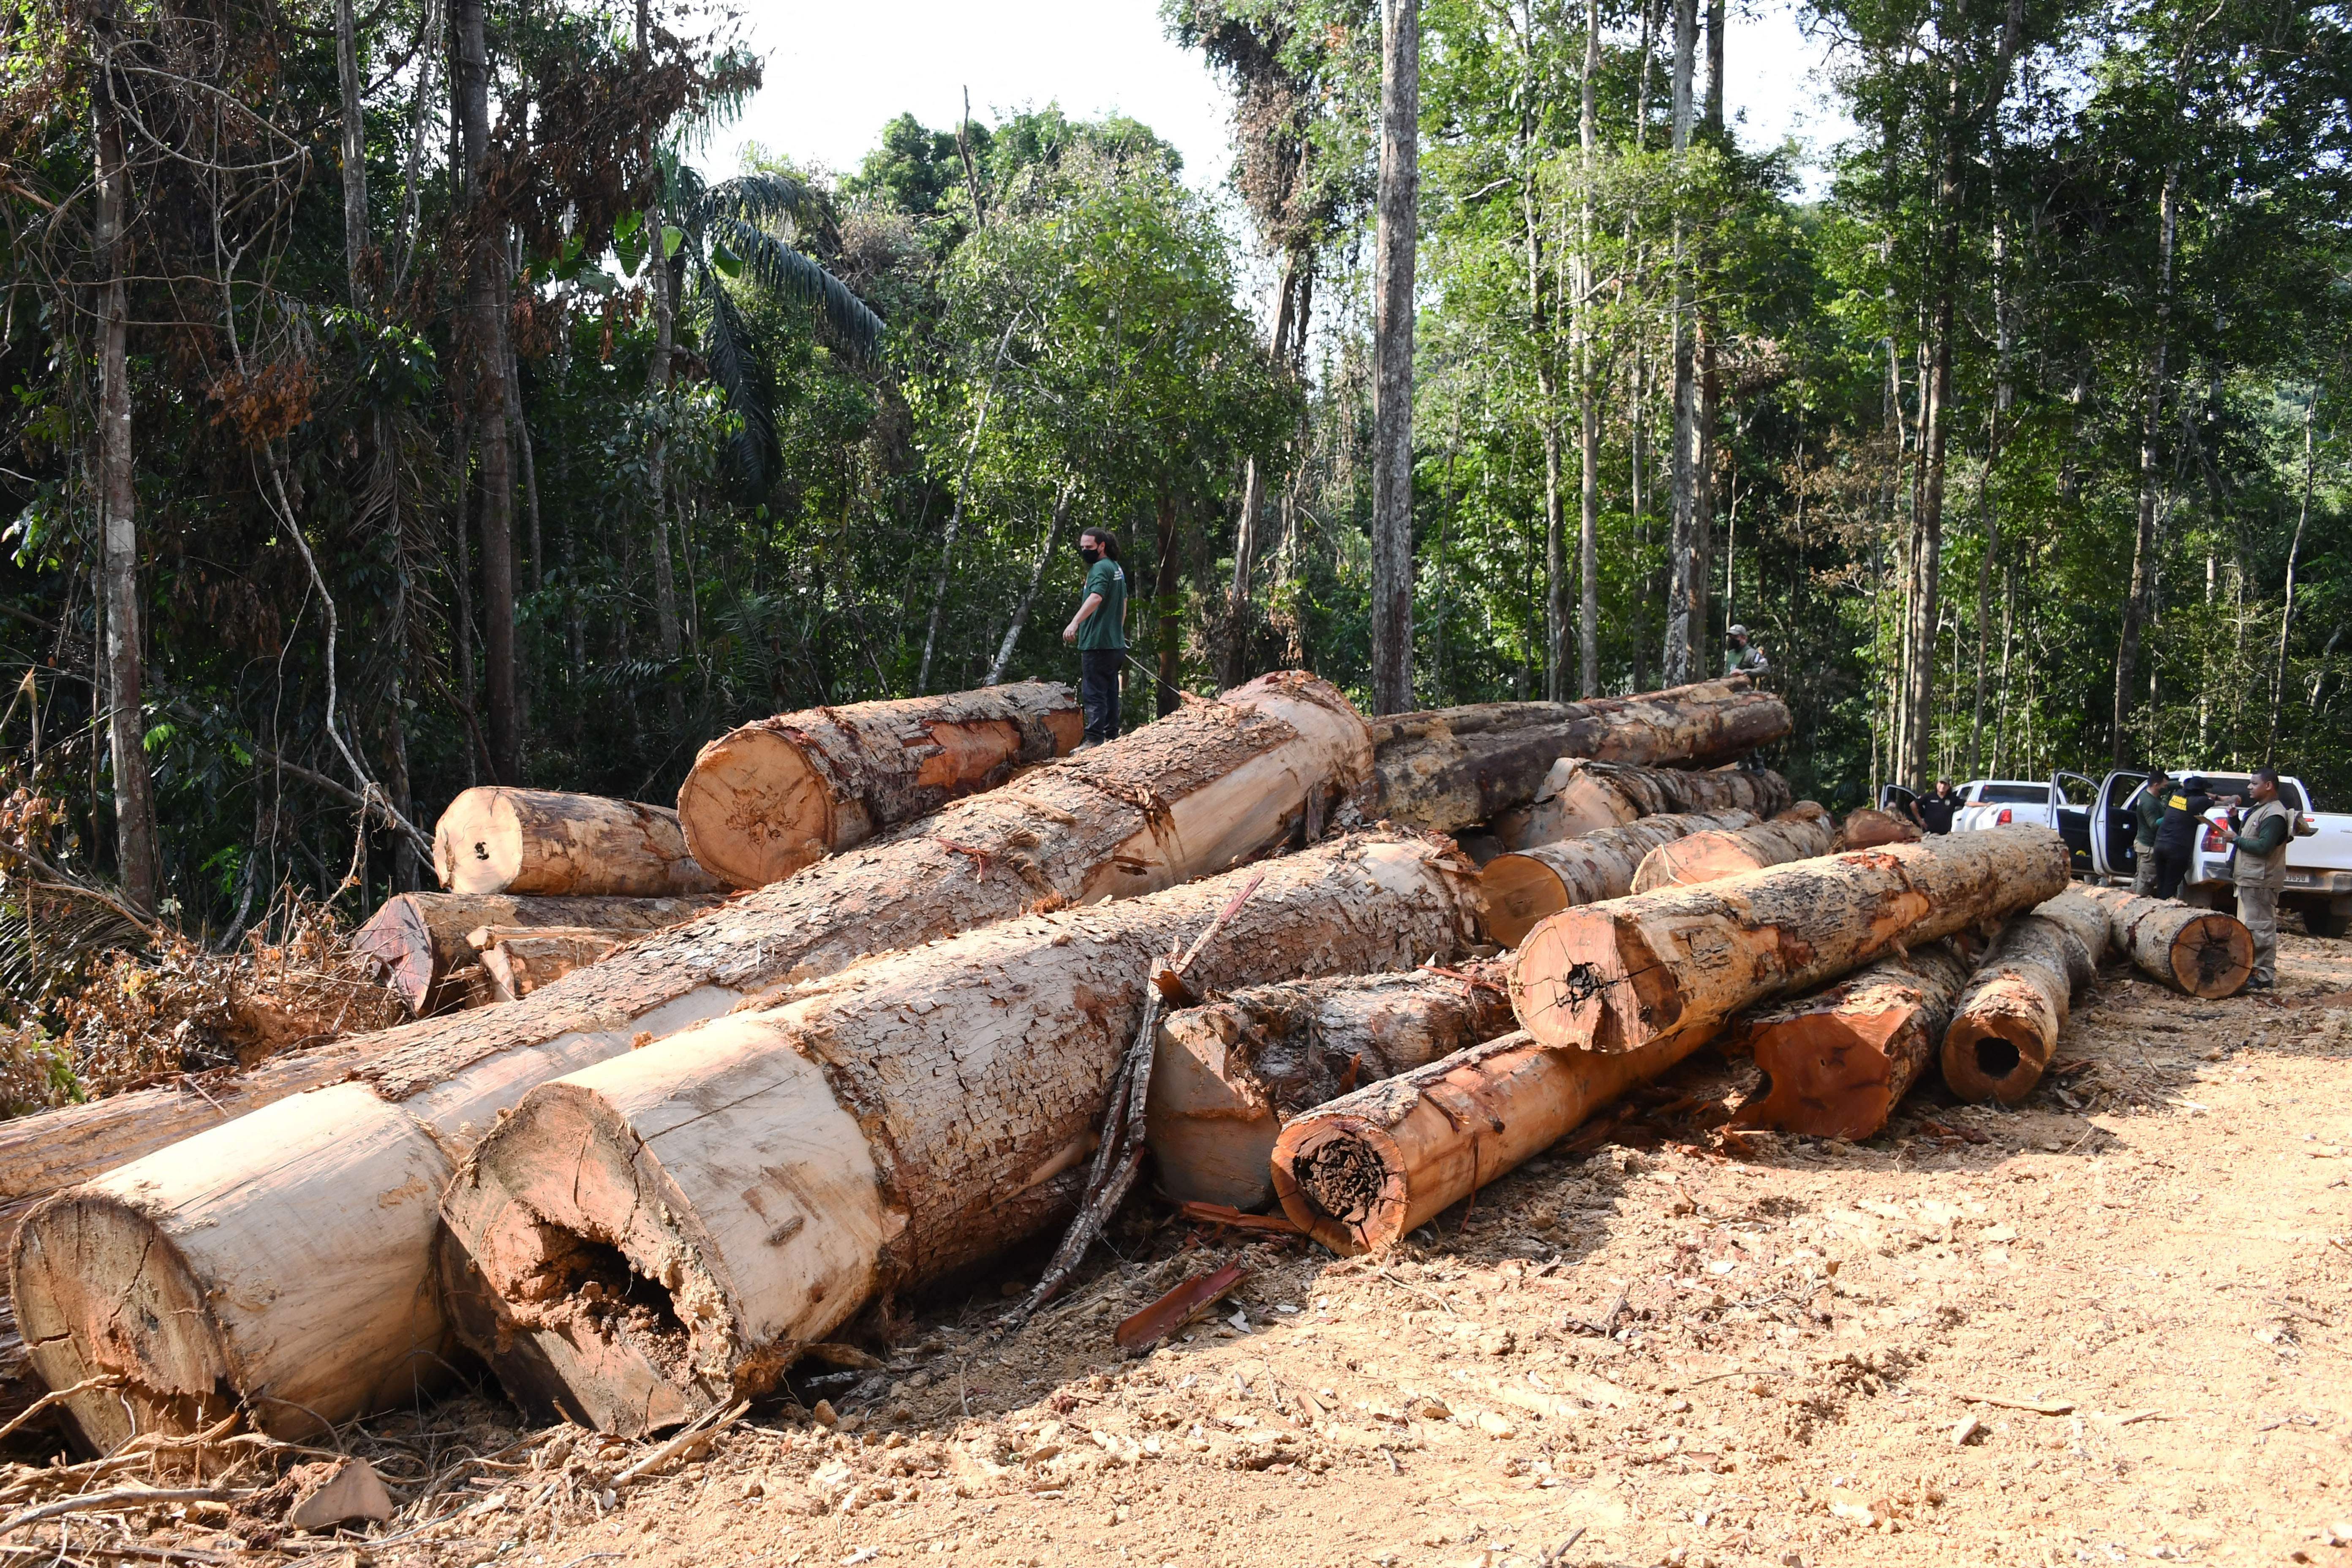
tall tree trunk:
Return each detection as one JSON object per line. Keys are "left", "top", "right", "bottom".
{"left": 1967, "top": 216, "right": 2014, "bottom": 778}
{"left": 643, "top": 188, "right": 685, "bottom": 732}
{"left": 456, "top": 0, "right": 518, "bottom": 782}
{"left": 336, "top": 0, "right": 368, "bottom": 304}
{"left": 1576, "top": 0, "right": 1601, "bottom": 697}
{"left": 1530, "top": 173, "right": 1565, "bottom": 702}
{"left": 1155, "top": 491, "right": 1183, "bottom": 717}
{"left": 1222, "top": 457, "right": 1263, "bottom": 690}
{"left": 92, "top": 64, "right": 157, "bottom": 914}
{"left": 1662, "top": 0, "right": 1700, "bottom": 684}
{"left": 2267, "top": 385, "right": 2319, "bottom": 760}
{"left": 1369, "top": 0, "right": 1419, "bottom": 716}
{"left": 989, "top": 481, "right": 1075, "bottom": 688}
{"left": 2112, "top": 162, "right": 2178, "bottom": 765}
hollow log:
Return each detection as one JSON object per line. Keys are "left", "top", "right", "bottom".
{"left": 351, "top": 893, "right": 724, "bottom": 1015}
{"left": 2075, "top": 884, "right": 2252, "bottom": 999}
{"left": 471, "top": 928, "right": 632, "bottom": 1003}
{"left": 436, "top": 833, "right": 1481, "bottom": 1434}
{"left": 1368, "top": 678, "right": 1790, "bottom": 834}
{"left": 433, "top": 791, "right": 720, "bottom": 897}
{"left": 1728, "top": 940, "right": 1977, "bottom": 1140}
{"left": 1630, "top": 803, "right": 1835, "bottom": 893}
{"left": 1837, "top": 808, "right": 1920, "bottom": 850}
{"left": 1269, "top": 1029, "right": 1701, "bottom": 1255}
{"left": 676, "top": 682, "right": 1082, "bottom": 888}
{"left": 9, "top": 672, "right": 1369, "bottom": 1451}
{"left": 1940, "top": 887, "right": 2111, "bottom": 1105}
{"left": 1479, "top": 810, "right": 1761, "bottom": 948}
{"left": 1496, "top": 759, "right": 1793, "bottom": 848}
{"left": 1144, "top": 963, "right": 1516, "bottom": 1211}
{"left": 1508, "top": 825, "right": 2073, "bottom": 1056}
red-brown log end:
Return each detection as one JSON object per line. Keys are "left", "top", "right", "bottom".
{"left": 1737, "top": 1003, "right": 1918, "bottom": 1141}
{"left": 2171, "top": 912, "right": 2254, "bottom": 999}
{"left": 1506, "top": 908, "right": 1674, "bottom": 1054}
{"left": 1269, "top": 1118, "right": 1410, "bottom": 1256}
{"left": 1940, "top": 989, "right": 2055, "bottom": 1106}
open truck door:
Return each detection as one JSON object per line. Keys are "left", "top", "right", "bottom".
{"left": 2052, "top": 770, "right": 2101, "bottom": 870}
{"left": 2088, "top": 770, "right": 2148, "bottom": 879}
{"left": 1878, "top": 784, "right": 1920, "bottom": 823}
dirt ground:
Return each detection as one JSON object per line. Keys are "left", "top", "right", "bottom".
{"left": 17, "top": 928, "right": 2352, "bottom": 1568}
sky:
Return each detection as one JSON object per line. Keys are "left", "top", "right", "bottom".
{"left": 709, "top": 0, "right": 1855, "bottom": 198}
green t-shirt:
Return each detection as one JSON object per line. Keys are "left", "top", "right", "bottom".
{"left": 2134, "top": 785, "right": 2168, "bottom": 846}
{"left": 1077, "top": 558, "right": 1127, "bottom": 651}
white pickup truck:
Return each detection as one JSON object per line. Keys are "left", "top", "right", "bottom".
{"left": 1888, "top": 772, "right": 2352, "bottom": 936}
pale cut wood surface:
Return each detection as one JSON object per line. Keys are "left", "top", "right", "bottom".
{"left": 1629, "top": 803, "right": 1835, "bottom": 893}
{"left": 676, "top": 681, "right": 1081, "bottom": 888}
{"left": 1270, "top": 1028, "right": 1704, "bottom": 1255}
{"left": 1728, "top": 939, "right": 1977, "bottom": 1140}
{"left": 470, "top": 927, "right": 632, "bottom": 1002}
{"left": 1940, "top": 886, "right": 2110, "bottom": 1105}
{"left": 350, "top": 891, "right": 723, "bottom": 1015}
{"left": 1478, "top": 809, "right": 1759, "bottom": 947}
{"left": 433, "top": 789, "right": 720, "bottom": 897}
{"left": 7, "top": 673, "right": 1372, "bottom": 1448}
{"left": 2076, "top": 883, "right": 2253, "bottom": 998}
{"left": 1367, "top": 678, "right": 1790, "bottom": 834}
{"left": 439, "top": 834, "right": 1483, "bottom": 1433}
{"left": 1506, "top": 826, "right": 2073, "bottom": 1056}
{"left": 1498, "top": 759, "right": 1792, "bottom": 848}
{"left": 1145, "top": 962, "right": 1516, "bottom": 1211}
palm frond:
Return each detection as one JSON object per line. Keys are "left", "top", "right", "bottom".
{"left": 707, "top": 213, "right": 886, "bottom": 362}
{"left": 701, "top": 274, "right": 782, "bottom": 491}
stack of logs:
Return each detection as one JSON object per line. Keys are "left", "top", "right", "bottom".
{"left": 0, "top": 663, "right": 2258, "bottom": 1453}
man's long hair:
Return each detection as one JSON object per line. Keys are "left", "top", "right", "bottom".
{"left": 1081, "top": 527, "right": 1120, "bottom": 561}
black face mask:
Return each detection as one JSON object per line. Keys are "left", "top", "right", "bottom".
{"left": 1079, "top": 546, "right": 1101, "bottom": 564}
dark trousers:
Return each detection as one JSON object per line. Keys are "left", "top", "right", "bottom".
{"left": 2154, "top": 847, "right": 2192, "bottom": 901}
{"left": 1080, "top": 648, "right": 1122, "bottom": 744}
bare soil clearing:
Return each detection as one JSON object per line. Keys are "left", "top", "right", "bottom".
{"left": 21, "top": 929, "right": 2351, "bottom": 1568}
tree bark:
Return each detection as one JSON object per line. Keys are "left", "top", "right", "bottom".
{"left": 435, "top": 834, "right": 1481, "bottom": 1432}
{"left": 1729, "top": 939, "right": 1975, "bottom": 1140}
{"left": 471, "top": 928, "right": 635, "bottom": 1003}
{"left": 1661, "top": 0, "right": 1701, "bottom": 685}
{"left": 1499, "top": 756, "right": 1791, "bottom": 847}
{"left": 1508, "top": 825, "right": 2072, "bottom": 1056}
{"left": 1630, "top": 803, "right": 1834, "bottom": 894}
{"left": 2075, "top": 883, "right": 2252, "bottom": 999}
{"left": 1940, "top": 886, "right": 2108, "bottom": 1105}
{"left": 1145, "top": 962, "right": 1516, "bottom": 1211}
{"left": 1368, "top": 676, "right": 1790, "bottom": 834}
{"left": 2112, "top": 163, "right": 2178, "bottom": 765}
{"left": 675, "top": 682, "right": 1082, "bottom": 887}
{"left": 1836, "top": 806, "right": 1920, "bottom": 849}
{"left": 8, "top": 675, "right": 1369, "bottom": 1448}
{"left": 1483, "top": 808, "right": 1759, "bottom": 947}
{"left": 1369, "top": 0, "right": 1419, "bottom": 716}
{"left": 92, "top": 68, "right": 157, "bottom": 914}
{"left": 1576, "top": 0, "right": 1602, "bottom": 698}
{"left": 1155, "top": 492, "right": 1183, "bottom": 717}
{"left": 336, "top": 0, "right": 368, "bottom": 302}
{"left": 433, "top": 789, "right": 720, "bottom": 897}
{"left": 455, "top": 0, "right": 518, "bottom": 781}
{"left": 1271, "top": 1027, "right": 1698, "bottom": 1255}
{"left": 351, "top": 891, "right": 725, "bottom": 1015}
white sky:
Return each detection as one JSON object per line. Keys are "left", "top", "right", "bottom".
{"left": 708, "top": 0, "right": 1851, "bottom": 204}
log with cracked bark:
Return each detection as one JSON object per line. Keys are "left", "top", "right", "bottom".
{"left": 1144, "top": 962, "right": 1516, "bottom": 1211}
{"left": 1507, "top": 825, "right": 2073, "bottom": 1057}
{"left": 2075, "top": 884, "right": 2252, "bottom": 998}
{"left": 1367, "top": 678, "right": 1790, "bottom": 834}
{"left": 351, "top": 893, "right": 726, "bottom": 1015}
{"left": 1494, "top": 759, "right": 1793, "bottom": 849}
{"left": 1728, "top": 939, "right": 1978, "bottom": 1140}
{"left": 1837, "top": 808, "right": 1920, "bottom": 849}
{"left": 433, "top": 790, "right": 720, "bottom": 897}
{"left": 675, "top": 682, "right": 1083, "bottom": 888}
{"left": 1630, "top": 803, "right": 1835, "bottom": 893}
{"left": 436, "top": 833, "right": 1482, "bottom": 1434}
{"left": 8, "top": 672, "right": 1371, "bottom": 1452}
{"left": 1479, "top": 810, "right": 1761, "bottom": 948}
{"left": 471, "top": 928, "right": 634, "bottom": 1002}
{"left": 1269, "top": 1028, "right": 1701, "bottom": 1255}
{"left": 1940, "top": 886, "right": 2111, "bottom": 1105}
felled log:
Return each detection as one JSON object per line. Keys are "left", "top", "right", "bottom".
{"left": 1270, "top": 1029, "right": 1699, "bottom": 1255}
{"left": 1496, "top": 759, "right": 1793, "bottom": 848}
{"left": 2076, "top": 883, "right": 2252, "bottom": 998}
{"left": 675, "top": 682, "right": 1082, "bottom": 888}
{"left": 433, "top": 790, "right": 720, "bottom": 897}
{"left": 1368, "top": 678, "right": 1790, "bottom": 834}
{"left": 1837, "top": 808, "right": 1920, "bottom": 849}
{"left": 437, "top": 833, "right": 1481, "bottom": 1433}
{"left": 1144, "top": 963, "right": 1516, "bottom": 1211}
{"left": 8, "top": 672, "right": 1369, "bottom": 1451}
{"left": 1940, "top": 887, "right": 2110, "bottom": 1105}
{"left": 1480, "top": 810, "right": 1760, "bottom": 947}
{"left": 1630, "top": 803, "right": 1835, "bottom": 893}
{"left": 351, "top": 892, "right": 724, "bottom": 1015}
{"left": 1729, "top": 940, "right": 1976, "bottom": 1140}
{"left": 1508, "top": 825, "right": 2073, "bottom": 1056}
{"left": 470, "top": 928, "right": 630, "bottom": 1003}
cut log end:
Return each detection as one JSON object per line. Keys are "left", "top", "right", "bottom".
{"left": 1940, "top": 1007, "right": 2048, "bottom": 1106}
{"left": 1743, "top": 1004, "right": 1914, "bottom": 1142}
{"left": 1269, "top": 1120, "right": 1408, "bottom": 1256}
{"left": 1508, "top": 910, "right": 1673, "bottom": 1055}
{"left": 674, "top": 728, "right": 836, "bottom": 889}
{"left": 2170, "top": 911, "right": 2254, "bottom": 998}
{"left": 1482, "top": 854, "right": 1571, "bottom": 948}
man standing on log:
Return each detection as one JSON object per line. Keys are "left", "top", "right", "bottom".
{"left": 2131, "top": 768, "right": 2171, "bottom": 895}
{"left": 2218, "top": 768, "right": 2309, "bottom": 992}
{"left": 1063, "top": 526, "right": 1128, "bottom": 748}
